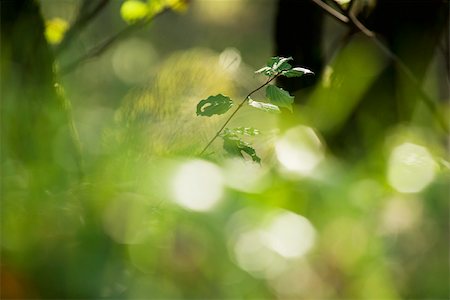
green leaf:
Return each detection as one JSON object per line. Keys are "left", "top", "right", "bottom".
{"left": 223, "top": 127, "right": 260, "bottom": 137}
{"left": 281, "top": 67, "right": 314, "bottom": 78}
{"left": 222, "top": 135, "right": 261, "bottom": 163}
{"left": 267, "top": 56, "right": 293, "bottom": 72}
{"left": 255, "top": 56, "right": 294, "bottom": 77}
{"left": 120, "top": 0, "right": 150, "bottom": 23}
{"left": 254, "top": 66, "right": 272, "bottom": 75}
{"left": 266, "top": 85, "right": 294, "bottom": 112}
{"left": 196, "top": 94, "right": 233, "bottom": 117}
{"left": 248, "top": 98, "right": 281, "bottom": 113}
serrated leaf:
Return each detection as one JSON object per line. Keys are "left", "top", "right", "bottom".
{"left": 248, "top": 98, "right": 281, "bottom": 113}
{"left": 196, "top": 94, "right": 233, "bottom": 117}
{"left": 120, "top": 0, "right": 150, "bottom": 23}
{"left": 266, "top": 85, "right": 294, "bottom": 112}
{"left": 222, "top": 135, "right": 261, "bottom": 163}
{"left": 281, "top": 67, "right": 314, "bottom": 78}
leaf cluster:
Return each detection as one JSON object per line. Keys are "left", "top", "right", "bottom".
{"left": 196, "top": 56, "right": 313, "bottom": 162}
{"left": 255, "top": 57, "right": 314, "bottom": 78}
{"left": 221, "top": 128, "right": 261, "bottom": 163}
{"left": 254, "top": 56, "right": 313, "bottom": 112}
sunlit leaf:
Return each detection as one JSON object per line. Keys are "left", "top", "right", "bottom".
{"left": 256, "top": 56, "right": 294, "bottom": 77}
{"left": 267, "top": 56, "right": 293, "bottom": 72}
{"left": 165, "top": 0, "right": 189, "bottom": 13}
{"left": 147, "top": 0, "right": 166, "bottom": 16}
{"left": 45, "top": 18, "right": 69, "bottom": 45}
{"left": 121, "top": 0, "right": 150, "bottom": 23}
{"left": 223, "top": 127, "right": 260, "bottom": 137}
{"left": 196, "top": 94, "right": 233, "bottom": 117}
{"left": 248, "top": 98, "right": 281, "bottom": 113}
{"left": 254, "top": 66, "right": 273, "bottom": 76}
{"left": 222, "top": 134, "right": 261, "bottom": 163}
{"left": 281, "top": 67, "right": 314, "bottom": 78}
{"left": 266, "top": 85, "right": 294, "bottom": 112}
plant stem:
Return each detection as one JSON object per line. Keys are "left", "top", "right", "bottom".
{"left": 60, "top": 8, "right": 170, "bottom": 75}
{"left": 199, "top": 74, "right": 280, "bottom": 156}
{"left": 55, "top": 0, "right": 111, "bottom": 56}
{"left": 310, "top": 0, "right": 448, "bottom": 133}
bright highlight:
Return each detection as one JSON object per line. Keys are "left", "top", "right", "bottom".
{"left": 171, "top": 160, "right": 224, "bottom": 212}
{"left": 228, "top": 209, "right": 316, "bottom": 278}
{"left": 223, "top": 158, "right": 269, "bottom": 193}
{"left": 387, "top": 142, "right": 436, "bottom": 193}
{"left": 263, "top": 211, "right": 316, "bottom": 258}
{"left": 275, "top": 126, "right": 324, "bottom": 176}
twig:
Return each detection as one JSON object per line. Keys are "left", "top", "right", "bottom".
{"left": 310, "top": 0, "right": 349, "bottom": 24}
{"left": 442, "top": 15, "right": 450, "bottom": 86}
{"left": 55, "top": 0, "right": 110, "bottom": 56}
{"left": 60, "top": 8, "right": 171, "bottom": 75}
{"left": 348, "top": 10, "right": 374, "bottom": 37}
{"left": 310, "top": 0, "right": 449, "bottom": 133}
{"left": 371, "top": 37, "right": 449, "bottom": 132}
{"left": 199, "top": 75, "right": 280, "bottom": 155}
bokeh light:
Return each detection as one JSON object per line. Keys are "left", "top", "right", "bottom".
{"left": 219, "top": 48, "right": 242, "bottom": 73}
{"left": 275, "top": 125, "right": 325, "bottom": 176}
{"left": 232, "top": 229, "right": 287, "bottom": 278}
{"left": 193, "top": 0, "right": 246, "bottom": 25}
{"left": 387, "top": 142, "right": 436, "bottom": 193}
{"left": 222, "top": 158, "right": 270, "bottom": 193}
{"left": 228, "top": 209, "right": 316, "bottom": 279}
{"left": 112, "top": 38, "right": 158, "bottom": 84}
{"left": 171, "top": 159, "right": 224, "bottom": 212}
{"left": 263, "top": 211, "right": 316, "bottom": 259}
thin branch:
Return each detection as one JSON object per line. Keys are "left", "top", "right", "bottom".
{"left": 310, "top": 0, "right": 449, "bottom": 133}
{"left": 371, "top": 37, "right": 449, "bottom": 132}
{"left": 310, "top": 0, "right": 349, "bottom": 24}
{"left": 442, "top": 15, "right": 450, "bottom": 86}
{"left": 348, "top": 10, "right": 374, "bottom": 37}
{"left": 55, "top": 0, "right": 110, "bottom": 56}
{"left": 199, "top": 75, "right": 280, "bottom": 156}
{"left": 60, "top": 8, "right": 171, "bottom": 75}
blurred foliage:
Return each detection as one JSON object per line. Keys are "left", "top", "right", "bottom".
{"left": 1, "top": 0, "right": 449, "bottom": 299}
{"left": 121, "top": 0, "right": 151, "bottom": 23}
{"left": 44, "top": 18, "right": 69, "bottom": 44}
{"left": 120, "top": 0, "right": 188, "bottom": 24}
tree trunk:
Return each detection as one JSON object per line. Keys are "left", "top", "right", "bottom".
{"left": 1, "top": 0, "right": 82, "bottom": 191}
